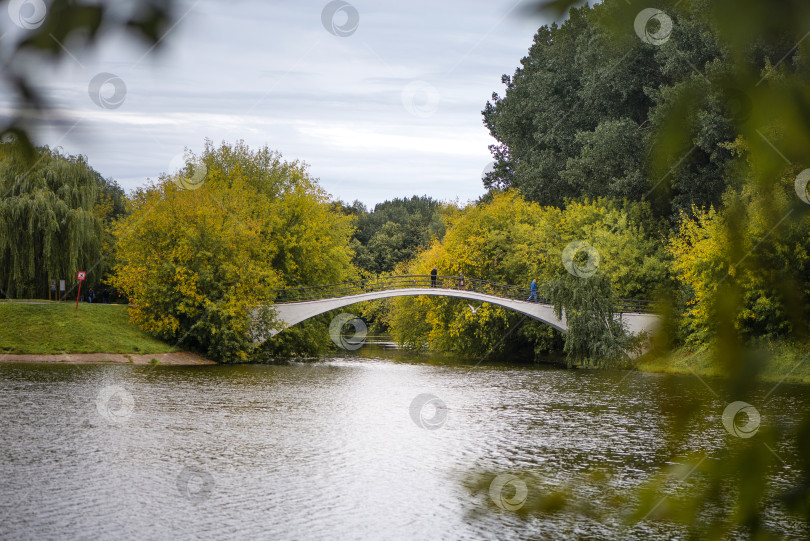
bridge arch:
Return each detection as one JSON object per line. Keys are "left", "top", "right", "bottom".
{"left": 265, "top": 276, "right": 659, "bottom": 338}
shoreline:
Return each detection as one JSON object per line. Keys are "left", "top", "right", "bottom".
{"left": 2, "top": 346, "right": 807, "bottom": 383}
{"left": 0, "top": 351, "right": 217, "bottom": 365}
{"left": 635, "top": 344, "right": 810, "bottom": 384}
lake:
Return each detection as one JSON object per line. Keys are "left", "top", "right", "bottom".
{"left": 1, "top": 347, "right": 807, "bottom": 540}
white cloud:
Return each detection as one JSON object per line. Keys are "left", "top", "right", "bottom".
{"left": 14, "top": 0, "right": 547, "bottom": 206}
{"left": 296, "top": 123, "right": 491, "bottom": 156}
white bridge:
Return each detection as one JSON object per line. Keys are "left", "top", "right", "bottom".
{"left": 267, "top": 275, "right": 659, "bottom": 338}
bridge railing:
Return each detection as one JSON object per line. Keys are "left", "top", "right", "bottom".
{"left": 273, "top": 275, "right": 655, "bottom": 313}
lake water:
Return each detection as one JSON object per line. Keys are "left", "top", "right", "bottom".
{"left": 1, "top": 348, "right": 807, "bottom": 540}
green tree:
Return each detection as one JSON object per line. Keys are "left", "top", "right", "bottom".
{"left": 346, "top": 196, "right": 447, "bottom": 275}
{"left": 559, "top": 118, "right": 646, "bottom": 201}
{"left": 0, "top": 144, "right": 122, "bottom": 298}
{"left": 482, "top": 0, "right": 785, "bottom": 218}
{"left": 545, "top": 271, "right": 631, "bottom": 368}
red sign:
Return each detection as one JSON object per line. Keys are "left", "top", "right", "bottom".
{"left": 75, "top": 272, "right": 86, "bottom": 310}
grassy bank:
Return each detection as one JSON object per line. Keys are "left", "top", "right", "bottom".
{"left": 0, "top": 302, "right": 177, "bottom": 355}
{"left": 636, "top": 342, "right": 810, "bottom": 384}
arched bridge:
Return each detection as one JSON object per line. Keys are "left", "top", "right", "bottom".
{"left": 267, "top": 275, "right": 659, "bottom": 338}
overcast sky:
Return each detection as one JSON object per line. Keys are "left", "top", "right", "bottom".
{"left": 15, "top": 0, "right": 548, "bottom": 207}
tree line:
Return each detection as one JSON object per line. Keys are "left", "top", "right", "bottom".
{"left": 1, "top": 0, "right": 808, "bottom": 368}
{"left": 5, "top": 0, "right": 810, "bottom": 533}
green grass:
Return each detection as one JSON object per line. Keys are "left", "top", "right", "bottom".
{"left": 0, "top": 302, "right": 177, "bottom": 355}
{"left": 636, "top": 341, "right": 810, "bottom": 383}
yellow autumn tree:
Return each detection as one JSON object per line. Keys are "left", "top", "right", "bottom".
{"left": 668, "top": 178, "right": 810, "bottom": 345}
{"left": 112, "top": 140, "right": 355, "bottom": 361}
{"left": 668, "top": 206, "right": 727, "bottom": 344}
{"left": 389, "top": 191, "right": 668, "bottom": 356}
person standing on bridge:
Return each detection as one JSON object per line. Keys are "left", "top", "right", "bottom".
{"left": 430, "top": 267, "right": 437, "bottom": 288}
{"left": 527, "top": 278, "right": 538, "bottom": 302}
{"left": 458, "top": 272, "right": 465, "bottom": 290}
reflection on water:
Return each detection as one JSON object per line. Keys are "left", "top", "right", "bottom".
{"left": 0, "top": 347, "right": 807, "bottom": 540}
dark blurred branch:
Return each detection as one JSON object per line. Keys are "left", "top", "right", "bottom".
{"left": 1, "top": 0, "right": 175, "bottom": 157}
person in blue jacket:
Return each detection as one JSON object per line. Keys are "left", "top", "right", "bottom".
{"left": 527, "top": 278, "right": 538, "bottom": 302}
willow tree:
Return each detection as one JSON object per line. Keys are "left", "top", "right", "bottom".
{"left": 0, "top": 144, "right": 116, "bottom": 298}
{"left": 545, "top": 270, "right": 631, "bottom": 368}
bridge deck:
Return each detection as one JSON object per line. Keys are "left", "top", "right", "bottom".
{"left": 265, "top": 275, "right": 659, "bottom": 338}
{"left": 274, "top": 274, "right": 653, "bottom": 313}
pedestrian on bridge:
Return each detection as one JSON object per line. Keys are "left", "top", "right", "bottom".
{"left": 430, "top": 267, "right": 437, "bottom": 288}
{"left": 527, "top": 278, "right": 538, "bottom": 302}
{"left": 458, "top": 272, "right": 465, "bottom": 290}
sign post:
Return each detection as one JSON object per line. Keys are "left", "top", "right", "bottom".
{"left": 75, "top": 271, "right": 86, "bottom": 310}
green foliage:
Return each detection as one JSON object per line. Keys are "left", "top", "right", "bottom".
{"left": 0, "top": 144, "right": 124, "bottom": 298}
{"left": 389, "top": 191, "right": 668, "bottom": 358}
{"left": 112, "top": 140, "right": 356, "bottom": 362}
{"left": 483, "top": 0, "right": 797, "bottom": 219}
{"left": 344, "top": 196, "right": 447, "bottom": 275}
{"left": 545, "top": 272, "right": 631, "bottom": 368}
{"left": 336, "top": 196, "right": 449, "bottom": 337}
{"left": 515, "top": 0, "right": 810, "bottom": 536}
{"left": 559, "top": 118, "right": 646, "bottom": 201}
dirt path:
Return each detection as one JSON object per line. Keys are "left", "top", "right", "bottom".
{"left": 0, "top": 351, "right": 216, "bottom": 365}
